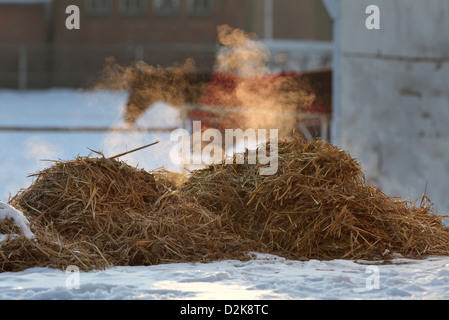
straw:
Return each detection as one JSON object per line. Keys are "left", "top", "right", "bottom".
{"left": 1, "top": 156, "right": 259, "bottom": 272}
{"left": 2, "top": 135, "right": 449, "bottom": 272}
{"left": 180, "top": 135, "right": 449, "bottom": 260}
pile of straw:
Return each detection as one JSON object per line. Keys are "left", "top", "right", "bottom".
{"left": 1, "top": 157, "right": 259, "bottom": 272}
{"left": 180, "top": 136, "right": 449, "bottom": 260}
{"left": 2, "top": 135, "right": 449, "bottom": 272}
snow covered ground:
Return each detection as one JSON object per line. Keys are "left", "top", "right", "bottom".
{"left": 1, "top": 89, "right": 449, "bottom": 300}
{"left": 1, "top": 253, "right": 449, "bottom": 300}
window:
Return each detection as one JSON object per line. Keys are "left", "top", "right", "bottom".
{"left": 187, "top": 0, "right": 214, "bottom": 16}
{"left": 85, "top": 0, "right": 113, "bottom": 16}
{"left": 119, "top": 0, "right": 147, "bottom": 16}
{"left": 153, "top": 0, "right": 180, "bottom": 16}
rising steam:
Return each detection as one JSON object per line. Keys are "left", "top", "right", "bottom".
{"left": 211, "top": 25, "right": 316, "bottom": 137}
{"left": 94, "top": 25, "right": 320, "bottom": 169}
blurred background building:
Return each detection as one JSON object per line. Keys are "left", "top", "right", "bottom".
{"left": 0, "top": 0, "right": 332, "bottom": 89}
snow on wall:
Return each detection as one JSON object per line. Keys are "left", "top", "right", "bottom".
{"left": 335, "top": 0, "right": 449, "bottom": 214}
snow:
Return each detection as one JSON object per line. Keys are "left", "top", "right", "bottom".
{"left": 0, "top": 200, "right": 35, "bottom": 239}
{"left": 1, "top": 89, "right": 449, "bottom": 300}
{"left": 1, "top": 253, "right": 449, "bottom": 300}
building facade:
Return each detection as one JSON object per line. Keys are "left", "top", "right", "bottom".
{"left": 0, "top": 0, "right": 332, "bottom": 88}
{"left": 0, "top": 0, "right": 248, "bottom": 88}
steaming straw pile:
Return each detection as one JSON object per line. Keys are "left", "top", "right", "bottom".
{"left": 0, "top": 156, "right": 259, "bottom": 272}
{"left": 180, "top": 136, "right": 449, "bottom": 260}
{"left": 2, "top": 135, "right": 449, "bottom": 272}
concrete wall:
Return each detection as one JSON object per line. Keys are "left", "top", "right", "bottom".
{"left": 334, "top": 0, "right": 449, "bottom": 213}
